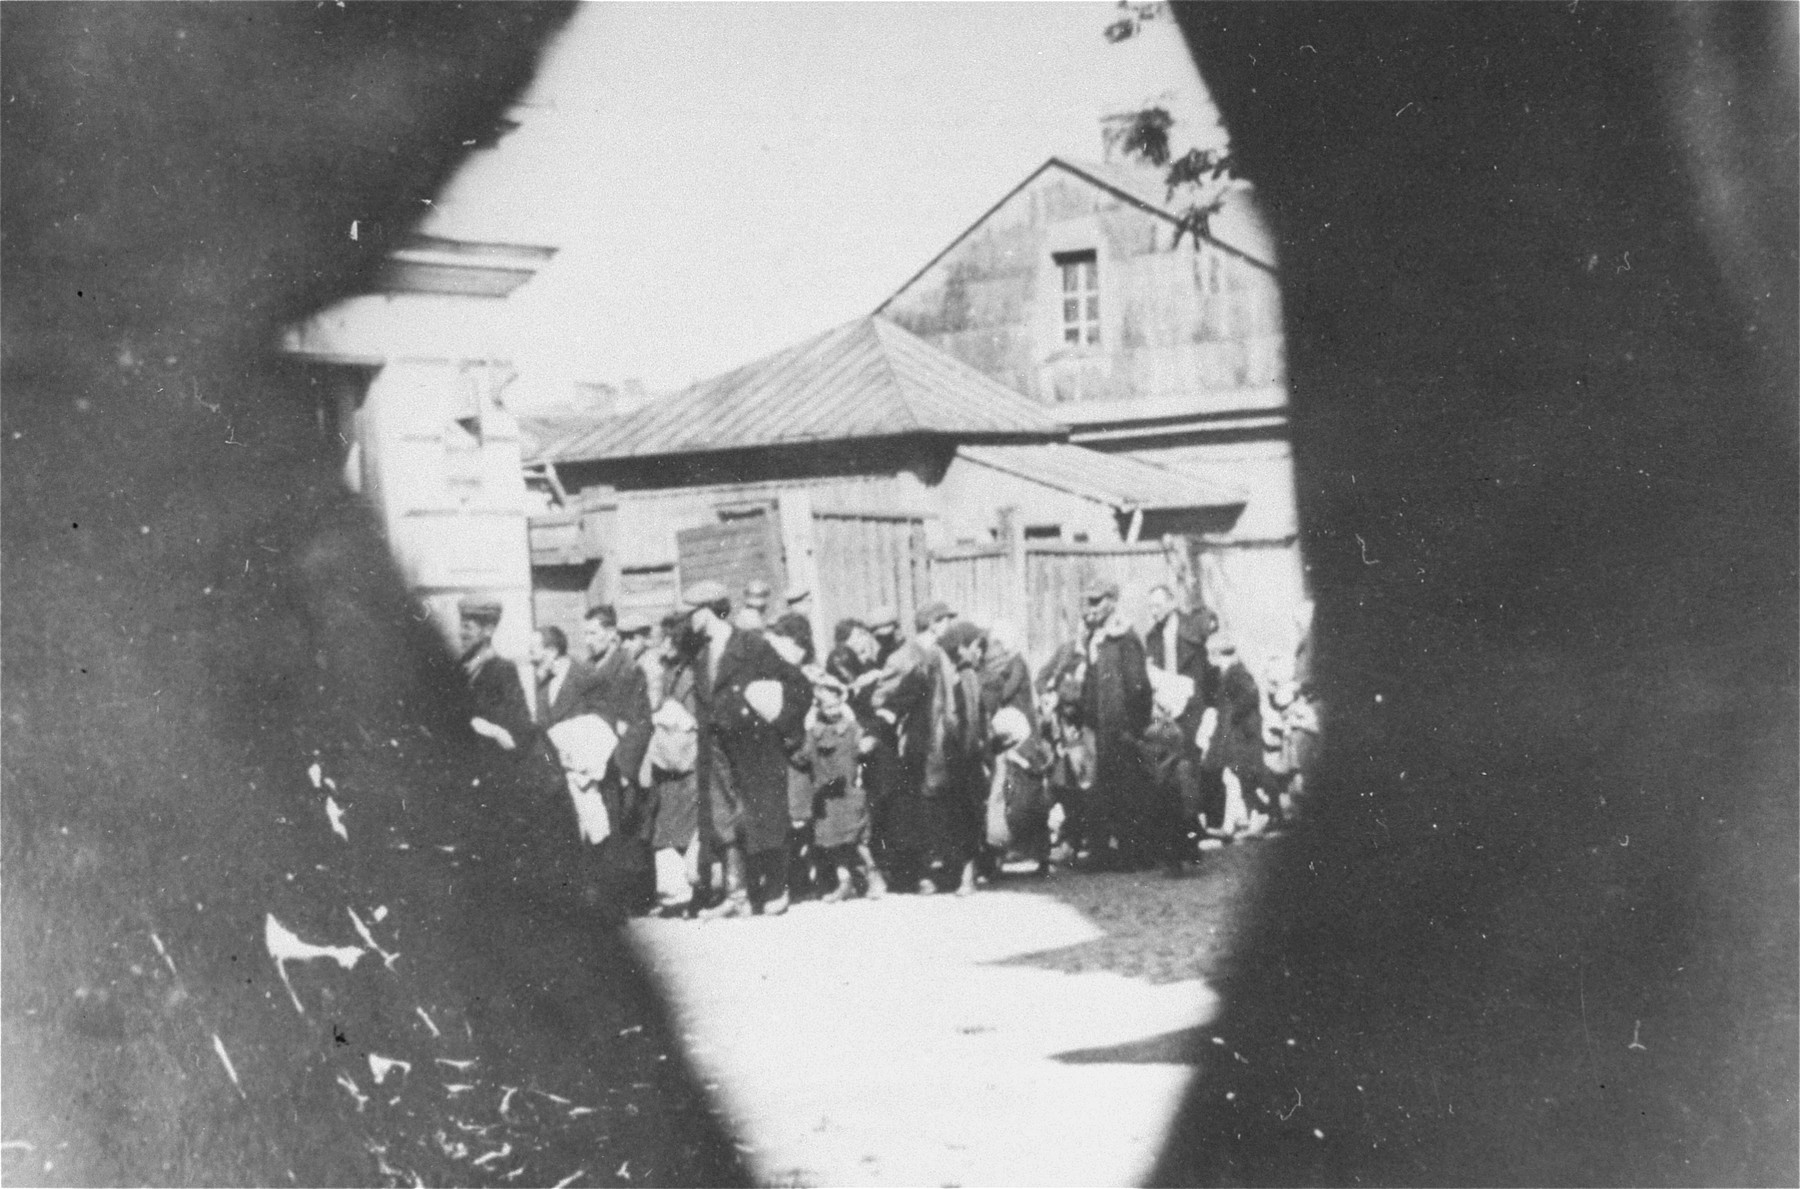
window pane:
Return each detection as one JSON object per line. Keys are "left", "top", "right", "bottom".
{"left": 1085, "top": 326, "right": 1100, "bottom": 345}
{"left": 1064, "top": 327, "right": 1079, "bottom": 344}
{"left": 1063, "top": 298, "right": 1079, "bottom": 322}
{"left": 1085, "top": 296, "right": 1099, "bottom": 320}
{"left": 1062, "top": 266, "right": 1078, "bottom": 293}
{"left": 1082, "top": 261, "right": 1097, "bottom": 288}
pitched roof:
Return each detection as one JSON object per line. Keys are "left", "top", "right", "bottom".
{"left": 524, "top": 316, "right": 1065, "bottom": 465}
{"left": 957, "top": 442, "right": 1245, "bottom": 513}
{"left": 875, "top": 156, "right": 1274, "bottom": 316}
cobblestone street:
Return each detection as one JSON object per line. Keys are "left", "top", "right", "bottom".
{"left": 630, "top": 846, "right": 1269, "bottom": 1187}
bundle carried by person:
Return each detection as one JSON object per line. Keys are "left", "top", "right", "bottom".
{"left": 546, "top": 714, "right": 620, "bottom": 844}
{"left": 643, "top": 696, "right": 699, "bottom": 780}
{"left": 986, "top": 707, "right": 1056, "bottom": 860}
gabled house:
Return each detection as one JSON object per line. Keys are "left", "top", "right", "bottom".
{"left": 520, "top": 314, "right": 1244, "bottom": 653}
{"left": 874, "top": 154, "right": 1306, "bottom": 653}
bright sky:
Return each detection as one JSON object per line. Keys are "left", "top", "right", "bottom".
{"left": 422, "top": 2, "right": 1224, "bottom": 404}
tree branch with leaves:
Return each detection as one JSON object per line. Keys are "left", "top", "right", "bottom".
{"left": 1102, "top": 1, "right": 1238, "bottom": 247}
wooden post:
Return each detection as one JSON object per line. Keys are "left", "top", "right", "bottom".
{"left": 775, "top": 488, "right": 823, "bottom": 659}
{"left": 997, "top": 505, "right": 1031, "bottom": 655}
{"left": 580, "top": 485, "right": 619, "bottom": 608}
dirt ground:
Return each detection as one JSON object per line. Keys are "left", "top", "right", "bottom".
{"left": 630, "top": 843, "right": 1274, "bottom": 1187}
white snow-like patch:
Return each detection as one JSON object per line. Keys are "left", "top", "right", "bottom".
{"left": 346, "top": 907, "right": 398, "bottom": 969}
{"left": 264, "top": 913, "right": 363, "bottom": 1015}
{"left": 324, "top": 796, "right": 348, "bottom": 841}
{"left": 368, "top": 1054, "right": 411, "bottom": 1084}
{"left": 210, "top": 1033, "right": 245, "bottom": 1098}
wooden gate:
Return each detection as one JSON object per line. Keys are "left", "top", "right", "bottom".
{"left": 810, "top": 511, "right": 930, "bottom": 644}
{"left": 675, "top": 514, "right": 786, "bottom": 607}
{"left": 1021, "top": 541, "right": 1180, "bottom": 665}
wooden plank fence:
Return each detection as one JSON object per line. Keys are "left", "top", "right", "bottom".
{"left": 926, "top": 510, "right": 1307, "bottom": 675}
{"left": 811, "top": 510, "right": 931, "bottom": 650}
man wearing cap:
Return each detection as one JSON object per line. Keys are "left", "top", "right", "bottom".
{"left": 734, "top": 578, "right": 774, "bottom": 632}
{"left": 865, "top": 606, "right": 902, "bottom": 667}
{"left": 1078, "top": 580, "right": 1160, "bottom": 871}
{"left": 771, "top": 585, "right": 817, "bottom": 667}
{"left": 459, "top": 594, "right": 533, "bottom": 755}
{"left": 870, "top": 600, "right": 960, "bottom": 890}
{"left": 616, "top": 609, "right": 661, "bottom": 707}
{"left": 682, "top": 579, "right": 813, "bottom": 918}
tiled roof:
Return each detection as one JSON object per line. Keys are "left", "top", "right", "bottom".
{"left": 957, "top": 442, "right": 1245, "bottom": 512}
{"left": 524, "top": 316, "right": 1065, "bottom": 465}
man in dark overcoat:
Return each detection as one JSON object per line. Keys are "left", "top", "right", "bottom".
{"left": 459, "top": 594, "right": 533, "bottom": 755}
{"left": 870, "top": 600, "right": 958, "bottom": 890}
{"left": 1078, "top": 581, "right": 1156, "bottom": 869}
{"left": 684, "top": 580, "right": 812, "bottom": 918}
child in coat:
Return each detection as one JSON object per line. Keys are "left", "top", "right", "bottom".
{"left": 803, "top": 674, "right": 887, "bottom": 902}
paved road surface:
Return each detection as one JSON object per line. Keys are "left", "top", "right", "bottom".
{"left": 630, "top": 848, "right": 1267, "bottom": 1187}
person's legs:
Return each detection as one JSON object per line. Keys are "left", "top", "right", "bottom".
{"left": 785, "top": 820, "right": 815, "bottom": 902}
{"left": 1220, "top": 767, "right": 1252, "bottom": 836}
{"left": 857, "top": 842, "right": 887, "bottom": 897}
{"left": 697, "top": 840, "right": 751, "bottom": 920}
{"left": 752, "top": 844, "right": 789, "bottom": 914}
{"left": 820, "top": 843, "right": 859, "bottom": 902}
{"left": 654, "top": 847, "right": 692, "bottom": 911}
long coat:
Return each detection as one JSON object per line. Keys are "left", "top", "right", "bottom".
{"left": 585, "top": 647, "right": 653, "bottom": 787}
{"left": 1203, "top": 660, "right": 1264, "bottom": 780}
{"left": 1144, "top": 609, "right": 1214, "bottom": 739}
{"left": 695, "top": 626, "right": 812, "bottom": 855}
{"left": 534, "top": 658, "right": 596, "bottom": 729}
{"left": 646, "top": 663, "right": 700, "bottom": 851}
{"left": 467, "top": 651, "right": 533, "bottom": 751}
{"left": 871, "top": 635, "right": 957, "bottom": 797}
{"left": 1080, "top": 616, "right": 1154, "bottom": 840}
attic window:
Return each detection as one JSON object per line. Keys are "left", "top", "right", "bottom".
{"left": 1055, "top": 250, "right": 1100, "bottom": 346}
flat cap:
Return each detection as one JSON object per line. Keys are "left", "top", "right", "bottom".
{"left": 457, "top": 594, "right": 504, "bottom": 623}
{"left": 617, "top": 609, "right": 655, "bottom": 635}
{"left": 914, "top": 600, "right": 954, "bottom": 632}
{"left": 681, "top": 578, "right": 730, "bottom": 608}
{"left": 1083, "top": 579, "right": 1121, "bottom": 603}
{"left": 866, "top": 605, "right": 899, "bottom": 631}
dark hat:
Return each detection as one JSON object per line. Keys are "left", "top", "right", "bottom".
{"left": 1083, "top": 579, "right": 1121, "bottom": 604}
{"left": 866, "top": 605, "right": 899, "bottom": 631}
{"left": 914, "top": 600, "right": 954, "bottom": 632}
{"left": 681, "top": 579, "right": 730, "bottom": 609}
{"left": 457, "top": 594, "right": 504, "bottom": 624}
{"left": 938, "top": 620, "right": 985, "bottom": 654}
{"left": 743, "top": 578, "right": 773, "bottom": 607}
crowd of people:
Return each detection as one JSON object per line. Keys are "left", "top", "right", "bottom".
{"left": 452, "top": 574, "right": 1319, "bottom": 922}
